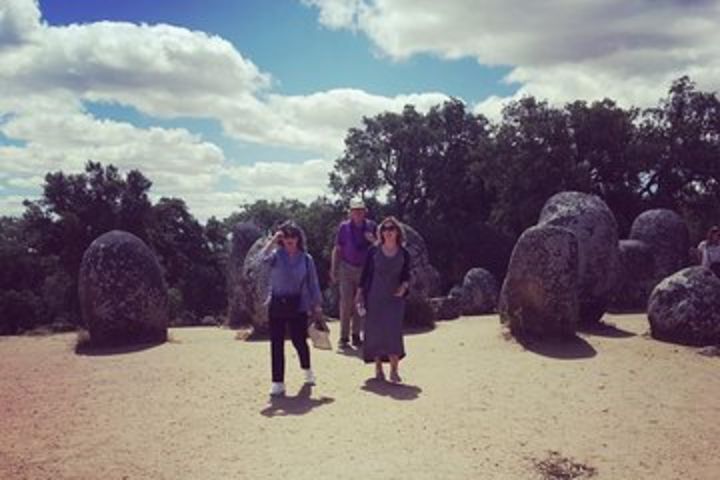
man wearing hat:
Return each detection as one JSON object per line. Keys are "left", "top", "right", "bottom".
{"left": 330, "top": 198, "right": 377, "bottom": 348}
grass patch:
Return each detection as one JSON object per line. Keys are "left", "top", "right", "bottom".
{"left": 533, "top": 451, "right": 596, "bottom": 480}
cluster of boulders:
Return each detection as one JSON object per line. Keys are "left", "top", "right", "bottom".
{"left": 77, "top": 203, "right": 718, "bottom": 349}
{"left": 79, "top": 230, "right": 169, "bottom": 347}
{"left": 499, "top": 192, "right": 620, "bottom": 338}
{"left": 611, "top": 209, "right": 690, "bottom": 311}
{"left": 612, "top": 209, "right": 720, "bottom": 346}
{"left": 498, "top": 195, "right": 718, "bottom": 347}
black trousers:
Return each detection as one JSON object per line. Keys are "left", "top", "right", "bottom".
{"left": 710, "top": 263, "right": 720, "bottom": 278}
{"left": 269, "top": 311, "right": 310, "bottom": 382}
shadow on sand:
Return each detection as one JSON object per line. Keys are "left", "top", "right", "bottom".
{"left": 260, "top": 384, "right": 334, "bottom": 417}
{"left": 361, "top": 378, "right": 422, "bottom": 401}
{"left": 577, "top": 321, "right": 636, "bottom": 339}
{"left": 74, "top": 331, "right": 167, "bottom": 356}
{"left": 519, "top": 335, "right": 597, "bottom": 360}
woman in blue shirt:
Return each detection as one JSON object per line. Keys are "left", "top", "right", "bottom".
{"left": 259, "top": 221, "right": 322, "bottom": 397}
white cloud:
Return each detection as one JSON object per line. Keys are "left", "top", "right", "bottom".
{"left": 306, "top": 0, "right": 720, "bottom": 110}
{"left": 223, "top": 157, "right": 335, "bottom": 200}
{"left": 0, "top": 110, "right": 224, "bottom": 184}
{"left": 0, "top": 0, "right": 41, "bottom": 48}
{"left": 225, "top": 89, "right": 450, "bottom": 154}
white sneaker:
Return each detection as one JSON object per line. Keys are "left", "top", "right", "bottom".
{"left": 303, "top": 369, "right": 316, "bottom": 386}
{"left": 269, "top": 382, "right": 285, "bottom": 396}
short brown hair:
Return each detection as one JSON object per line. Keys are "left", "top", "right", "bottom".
{"left": 377, "top": 216, "right": 405, "bottom": 246}
{"left": 708, "top": 225, "right": 720, "bottom": 243}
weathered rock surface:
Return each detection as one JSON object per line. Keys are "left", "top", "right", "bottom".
{"left": 79, "top": 230, "right": 168, "bottom": 346}
{"left": 452, "top": 268, "right": 499, "bottom": 315}
{"left": 647, "top": 266, "right": 720, "bottom": 346}
{"left": 499, "top": 225, "right": 579, "bottom": 338}
{"left": 630, "top": 209, "right": 690, "bottom": 281}
{"left": 429, "top": 296, "right": 462, "bottom": 321}
{"left": 610, "top": 239, "right": 656, "bottom": 310}
{"left": 227, "top": 222, "right": 262, "bottom": 327}
{"left": 538, "top": 191, "right": 620, "bottom": 324}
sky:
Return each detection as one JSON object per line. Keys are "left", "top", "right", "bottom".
{"left": 1, "top": 0, "right": 719, "bottom": 222}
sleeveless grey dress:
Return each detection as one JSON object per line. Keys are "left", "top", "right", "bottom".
{"left": 363, "top": 248, "right": 406, "bottom": 363}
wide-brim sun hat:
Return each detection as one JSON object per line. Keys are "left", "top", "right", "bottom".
{"left": 349, "top": 198, "right": 366, "bottom": 210}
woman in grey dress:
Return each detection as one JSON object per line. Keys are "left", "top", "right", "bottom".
{"left": 356, "top": 216, "right": 411, "bottom": 383}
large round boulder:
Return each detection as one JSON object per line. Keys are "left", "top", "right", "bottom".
{"left": 629, "top": 209, "right": 689, "bottom": 281}
{"left": 499, "top": 225, "right": 579, "bottom": 339}
{"left": 610, "top": 239, "right": 656, "bottom": 310}
{"left": 538, "top": 191, "right": 620, "bottom": 324}
{"left": 453, "top": 267, "right": 499, "bottom": 315}
{"left": 79, "top": 230, "right": 168, "bottom": 346}
{"left": 227, "top": 222, "right": 262, "bottom": 326}
{"left": 647, "top": 267, "right": 720, "bottom": 346}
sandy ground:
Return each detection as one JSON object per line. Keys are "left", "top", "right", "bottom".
{"left": 1, "top": 313, "right": 718, "bottom": 480}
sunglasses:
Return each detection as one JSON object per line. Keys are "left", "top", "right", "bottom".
{"left": 381, "top": 225, "right": 398, "bottom": 232}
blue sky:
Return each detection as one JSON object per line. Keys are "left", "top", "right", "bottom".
{"left": 1, "top": 0, "right": 718, "bottom": 220}
{"left": 39, "top": 0, "right": 514, "bottom": 101}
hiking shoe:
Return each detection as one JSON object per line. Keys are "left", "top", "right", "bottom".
{"left": 269, "top": 382, "right": 286, "bottom": 396}
{"left": 351, "top": 334, "right": 363, "bottom": 347}
{"left": 303, "top": 369, "right": 316, "bottom": 386}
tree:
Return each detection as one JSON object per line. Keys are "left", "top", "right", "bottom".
{"left": 330, "top": 105, "right": 434, "bottom": 218}
{"left": 147, "top": 198, "right": 227, "bottom": 319}
{"left": 565, "top": 98, "right": 643, "bottom": 235}
{"left": 637, "top": 76, "right": 720, "bottom": 240}
{"left": 484, "top": 96, "right": 591, "bottom": 237}
{"left": 17, "top": 162, "right": 153, "bottom": 325}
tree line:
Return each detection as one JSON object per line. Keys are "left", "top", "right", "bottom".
{"left": 1, "top": 76, "right": 718, "bottom": 334}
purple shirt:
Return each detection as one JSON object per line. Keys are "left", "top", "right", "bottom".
{"left": 336, "top": 219, "right": 377, "bottom": 267}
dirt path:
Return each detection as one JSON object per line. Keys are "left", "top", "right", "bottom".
{"left": 1, "top": 314, "right": 718, "bottom": 479}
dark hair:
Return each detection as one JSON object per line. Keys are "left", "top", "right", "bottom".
{"left": 377, "top": 216, "right": 405, "bottom": 246}
{"left": 278, "top": 221, "right": 306, "bottom": 251}
{"left": 708, "top": 225, "right": 720, "bottom": 243}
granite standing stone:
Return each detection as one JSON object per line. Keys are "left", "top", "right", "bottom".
{"left": 499, "top": 225, "right": 580, "bottom": 338}
{"left": 538, "top": 191, "right": 620, "bottom": 324}
{"left": 79, "top": 230, "right": 168, "bottom": 346}
{"left": 227, "top": 222, "right": 262, "bottom": 326}
{"left": 629, "top": 209, "right": 690, "bottom": 281}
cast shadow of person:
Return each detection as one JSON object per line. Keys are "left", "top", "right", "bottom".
{"left": 260, "top": 384, "right": 334, "bottom": 417}
{"left": 361, "top": 378, "right": 422, "bottom": 401}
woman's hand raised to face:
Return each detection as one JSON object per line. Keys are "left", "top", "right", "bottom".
{"left": 393, "top": 284, "right": 408, "bottom": 297}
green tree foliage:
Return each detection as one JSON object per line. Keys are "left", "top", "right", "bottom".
{"left": 2, "top": 76, "right": 718, "bottom": 335}
{"left": 331, "top": 99, "right": 499, "bottom": 288}
{"left": 0, "top": 216, "right": 69, "bottom": 333}
{"left": 16, "top": 162, "right": 153, "bottom": 325}
{"left": 147, "top": 198, "right": 227, "bottom": 320}
{"left": 637, "top": 76, "right": 720, "bottom": 239}
{"left": 331, "top": 78, "right": 720, "bottom": 289}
